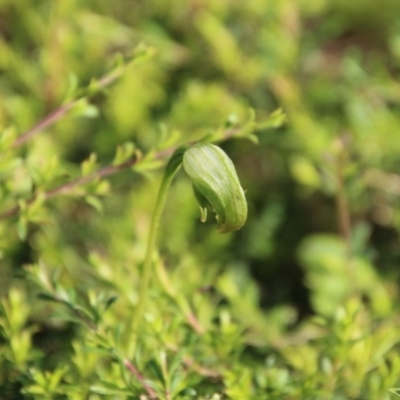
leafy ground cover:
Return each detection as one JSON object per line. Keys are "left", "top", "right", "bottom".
{"left": 1, "top": 1, "right": 400, "bottom": 399}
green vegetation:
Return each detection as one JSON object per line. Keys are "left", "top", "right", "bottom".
{"left": 1, "top": 1, "right": 400, "bottom": 399}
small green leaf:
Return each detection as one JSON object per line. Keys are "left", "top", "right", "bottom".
{"left": 104, "top": 295, "right": 118, "bottom": 311}
{"left": 71, "top": 98, "right": 99, "bottom": 118}
{"left": 257, "top": 108, "right": 286, "bottom": 130}
{"left": 85, "top": 195, "right": 103, "bottom": 212}
{"left": 17, "top": 216, "right": 28, "bottom": 240}
{"left": 183, "top": 143, "right": 247, "bottom": 233}
{"left": 21, "top": 384, "right": 46, "bottom": 395}
{"left": 81, "top": 153, "right": 98, "bottom": 176}
{"left": 90, "top": 385, "right": 132, "bottom": 395}
{"left": 37, "top": 293, "right": 58, "bottom": 302}
{"left": 64, "top": 73, "right": 79, "bottom": 102}
{"left": 112, "top": 142, "right": 136, "bottom": 165}
{"left": 389, "top": 388, "right": 400, "bottom": 397}
{"left": 180, "top": 388, "right": 197, "bottom": 396}
{"left": 0, "top": 126, "right": 17, "bottom": 151}
{"left": 134, "top": 150, "right": 164, "bottom": 173}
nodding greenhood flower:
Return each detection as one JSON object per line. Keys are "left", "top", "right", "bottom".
{"left": 133, "top": 142, "right": 248, "bottom": 337}
{"left": 182, "top": 143, "right": 247, "bottom": 233}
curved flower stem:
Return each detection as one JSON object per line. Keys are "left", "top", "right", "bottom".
{"left": 130, "top": 147, "right": 186, "bottom": 355}
{"left": 132, "top": 176, "right": 170, "bottom": 332}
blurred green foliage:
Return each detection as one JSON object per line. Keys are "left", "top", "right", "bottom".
{"left": 1, "top": 0, "right": 400, "bottom": 399}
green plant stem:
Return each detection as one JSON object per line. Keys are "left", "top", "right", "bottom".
{"left": 130, "top": 162, "right": 182, "bottom": 355}
{"left": 134, "top": 177, "right": 169, "bottom": 329}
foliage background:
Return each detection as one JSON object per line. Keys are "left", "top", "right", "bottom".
{"left": 1, "top": 0, "right": 400, "bottom": 399}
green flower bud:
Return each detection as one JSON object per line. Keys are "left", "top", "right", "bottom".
{"left": 183, "top": 143, "right": 247, "bottom": 233}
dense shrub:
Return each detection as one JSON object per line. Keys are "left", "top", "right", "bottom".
{"left": 1, "top": 1, "right": 400, "bottom": 399}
